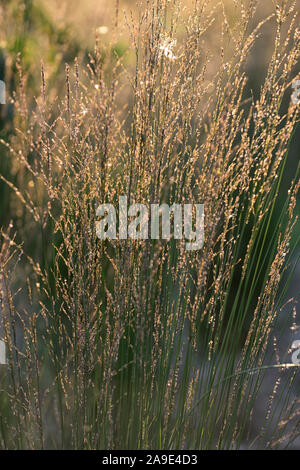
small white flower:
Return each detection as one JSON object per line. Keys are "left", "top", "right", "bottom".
{"left": 97, "top": 26, "right": 108, "bottom": 35}
{"left": 159, "top": 37, "right": 177, "bottom": 61}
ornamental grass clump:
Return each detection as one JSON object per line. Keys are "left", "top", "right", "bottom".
{"left": 0, "top": 0, "right": 299, "bottom": 449}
